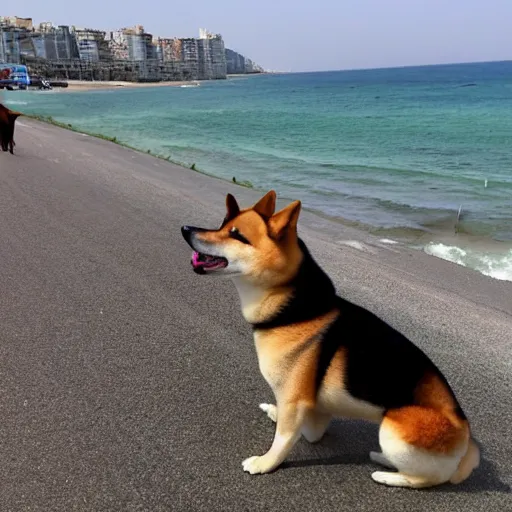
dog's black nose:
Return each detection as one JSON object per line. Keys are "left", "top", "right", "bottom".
{"left": 181, "top": 225, "right": 193, "bottom": 243}
{"left": 181, "top": 225, "right": 209, "bottom": 246}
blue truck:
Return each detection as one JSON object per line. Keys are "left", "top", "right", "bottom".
{"left": 0, "top": 63, "right": 31, "bottom": 90}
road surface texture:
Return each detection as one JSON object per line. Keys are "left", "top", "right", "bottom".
{"left": 1, "top": 119, "right": 511, "bottom": 511}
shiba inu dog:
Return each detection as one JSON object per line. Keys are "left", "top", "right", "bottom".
{"left": 181, "top": 190, "right": 479, "bottom": 488}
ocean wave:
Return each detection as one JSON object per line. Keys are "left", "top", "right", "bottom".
{"left": 4, "top": 100, "right": 28, "bottom": 105}
{"left": 318, "top": 162, "right": 512, "bottom": 188}
{"left": 424, "top": 243, "right": 512, "bottom": 281}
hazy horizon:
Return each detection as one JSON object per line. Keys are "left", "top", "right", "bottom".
{"left": 13, "top": 1, "right": 512, "bottom": 72}
{"left": 265, "top": 58, "right": 511, "bottom": 74}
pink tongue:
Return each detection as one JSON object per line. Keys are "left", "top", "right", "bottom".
{"left": 191, "top": 251, "right": 227, "bottom": 270}
{"left": 191, "top": 251, "right": 201, "bottom": 268}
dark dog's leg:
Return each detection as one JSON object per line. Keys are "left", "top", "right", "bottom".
{"left": 0, "top": 125, "right": 8, "bottom": 151}
{"left": 7, "top": 124, "right": 15, "bottom": 154}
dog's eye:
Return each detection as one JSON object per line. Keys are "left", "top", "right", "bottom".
{"left": 229, "top": 227, "right": 251, "bottom": 245}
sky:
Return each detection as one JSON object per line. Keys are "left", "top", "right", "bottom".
{"left": 14, "top": 0, "right": 512, "bottom": 72}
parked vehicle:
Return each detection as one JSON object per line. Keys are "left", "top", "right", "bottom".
{"left": 0, "top": 64, "right": 30, "bottom": 90}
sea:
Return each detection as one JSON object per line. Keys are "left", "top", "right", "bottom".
{"left": 4, "top": 61, "right": 512, "bottom": 281}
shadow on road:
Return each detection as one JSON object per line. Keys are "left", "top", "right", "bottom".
{"left": 282, "top": 420, "right": 510, "bottom": 494}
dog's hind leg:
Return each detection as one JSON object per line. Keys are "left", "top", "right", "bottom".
{"left": 373, "top": 406, "right": 469, "bottom": 488}
{"left": 301, "top": 410, "right": 331, "bottom": 443}
{"left": 259, "top": 403, "right": 277, "bottom": 422}
{"left": 371, "top": 471, "right": 442, "bottom": 488}
{"left": 7, "top": 125, "right": 14, "bottom": 154}
{"left": 370, "top": 451, "right": 396, "bottom": 469}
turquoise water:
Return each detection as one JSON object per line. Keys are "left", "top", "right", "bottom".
{"left": 5, "top": 61, "right": 512, "bottom": 280}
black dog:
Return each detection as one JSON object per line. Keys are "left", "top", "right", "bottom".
{"left": 0, "top": 103, "right": 21, "bottom": 154}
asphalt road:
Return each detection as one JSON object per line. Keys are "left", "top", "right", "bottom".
{"left": 1, "top": 120, "right": 511, "bottom": 511}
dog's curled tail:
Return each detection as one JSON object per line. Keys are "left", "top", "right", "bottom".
{"left": 450, "top": 436, "right": 480, "bottom": 484}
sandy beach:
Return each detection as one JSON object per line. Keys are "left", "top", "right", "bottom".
{"left": 1, "top": 118, "right": 510, "bottom": 510}
{"left": 55, "top": 74, "right": 263, "bottom": 92}
{"left": 64, "top": 79, "right": 202, "bottom": 91}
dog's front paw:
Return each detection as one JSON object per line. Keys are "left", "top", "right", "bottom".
{"left": 242, "top": 455, "right": 274, "bottom": 475}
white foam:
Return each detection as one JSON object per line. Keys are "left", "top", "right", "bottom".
{"left": 379, "top": 238, "right": 399, "bottom": 245}
{"left": 341, "top": 240, "right": 365, "bottom": 251}
{"left": 340, "top": 240, "right": 375, "bottom": 253}
{"left": 4, "top": 100, "right": 28, "bottom": 105}
{"left": 424, "top": 243, "right": 512, "bottom": 282}
{"left": 424, "top": 243, "right": 467, "bottom": 267}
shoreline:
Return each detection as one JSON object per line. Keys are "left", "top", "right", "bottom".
{"left": 17, "top": 113, "right": 512, "bottom": 282}
{"left": 43, "top": 74, "right": 263, "bottom": 92}
{"left": 63, "top": 79, "right": 202, "bottom": 92}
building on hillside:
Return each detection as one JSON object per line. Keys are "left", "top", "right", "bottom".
{"left": 56, "top": 26, "right": 80, "bottom": 59}
{"left": 154, "top": 33, "right": 226, "bottom": 80}
{"left": 197, "top": 38, "right": 212, "bottom": 80}
{"left": 73, "top": 27, "right": 110, "bottom": 61}
{"left": 30, "top": 33, "right": 46, "bottom": 58}
{"left": 154, "top": 37, "right": 187, "bottom": 79}
{"left": 0, "top": 20, "right": 80, "bottom": 62}
{"left": 0, "top": 16, "right": 236, "bottom": 82}
{"left": 0, "top": 27, "right": 32, "bottom": 62}
{"left": 179, "top": 38, "right": 199, "bottom": 78}
{"left": 0, "top": 17, "right": 34, "bottom": 61}
{"left": 41, "top": 24, "right": 79, "bottom": 60}
{"left": 0, "top": 29, "right": 10, "bottom": 62}
{"left": 107, "top": 26, "right": 155, "bottom": 61}
{"left": 38, "top": 22, "right": 53, "bottom": 33}
{"left": 153, "top": 36, "right": 162, "bottom": 61}
{"left": 0, "top": 16, "right": 33, "bottom": 30}
{"left": 244, "top": 57, "right": 258, "bottom": 73}
{"left": 198, "top": 28, "right": 226, "bottom": 79}
{"left": 225, "top": 48, "right": 263, "bottom": 74}
{"left": 225, "top": 48, "right": 245, "bottom": 74}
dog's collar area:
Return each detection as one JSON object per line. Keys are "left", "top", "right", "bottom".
{"left": 251, "top": 239, "right": 338, "bottom": 331}
{"left": 251, "top": 296, "right": 337, "bottom": 331}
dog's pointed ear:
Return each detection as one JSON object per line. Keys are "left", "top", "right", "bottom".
{"left": 253, "top": 190, "right": 276, "bottom": 219}
{"left": 225, "top": 193, "right": 240, "bottom": 221}
{"left": 269, "top": 200, "right": 301, "bottom": 240}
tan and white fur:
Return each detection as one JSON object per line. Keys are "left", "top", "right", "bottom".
{"left": 181, "top": 190, "right": 480, "bottom": 488}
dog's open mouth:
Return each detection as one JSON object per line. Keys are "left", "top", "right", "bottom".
{"left": 191, "top": 251, "right": 228, "bottom": 274}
